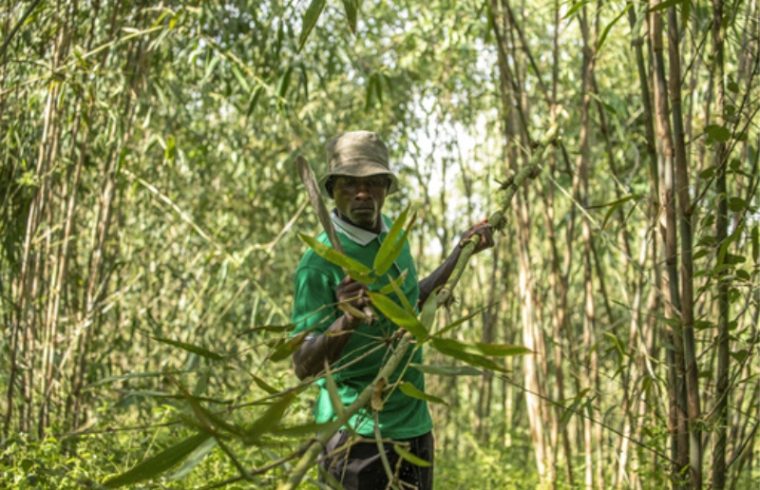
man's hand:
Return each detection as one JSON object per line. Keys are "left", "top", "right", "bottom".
{"left": 336, "top": 276, "right": 370, "bottom": 327}
{"left": 459, "top": 220, "right": 495, "bottom": 254}
{"left": 293, "top": 276, "right": 368, "bottom": 380}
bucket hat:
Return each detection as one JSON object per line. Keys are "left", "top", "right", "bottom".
{"left": 320, "top": 131, "right": 399, "bottom": 195}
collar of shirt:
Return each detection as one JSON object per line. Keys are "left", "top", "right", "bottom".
{"left": 331, "top": 210, "right": 389, "bottom": 246}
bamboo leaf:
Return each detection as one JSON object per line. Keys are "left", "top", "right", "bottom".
{"left": 587, "top": 193, "right": 640, "bottom": 231}
{"left": 188, "top": 399, "right": 241, "bottom": 437}
{"left": 730, "top": 349, "right": 749, "bottom": 363}
{"left": 367, "top": 292, "right": 428, "bottom": 341}
{"left": 270, "top": 332, "right": 307, "bottom": 362}
{"left": 596, "top": 4, "right": 629, "bottom": 52}
{"left": 277, "top": 66, "right": 293, "bottom": 100}
{"left": 103, "top": 433, "right": 211, "bottom": 487}
{"left": 434, "top": 309, "right": 482, "bottom": 337}
{"left": 384, "top": 268, "right": 414, "bottom": 312}
{"left": 365, "top": 74, "right": 377, "bottom": 111}
{"left": 599, "top": 195, "right": 639, "bottom": 230}
{"left": 251, "top": 375, "right": 279, "bottom": 395}
{"left": 398, "top": 381, "right": 448, "bottom": 405}
{"left": 560, "top": 389, "right": 590, "bottom": 427}
{"left": 337, "top": 300, "right": 369, "bottom": 321}
{"left": 699, "top": 165, "right": 716, "bottom": 179}
{"left": 373, "top": 206, "right": 411, "bottom": 276}
{"left": 245, "top": 86, "right": 263, "bottom": 118}
{"left": 694, "top": 320, "right": 713, "bottom": 330}
{"left": 299, "top": 64, "right": 309, "bottom": 100}
{"left": 202, "top": 56, "right": 220, "bottom": 83}
{"left": 410, "top": 363, "right": 481, "bottom": 376}
{"left": 244, "top": 392, "right": 298, "bottom": 443}
{"left": 167, "top": 437, "right": 217, "bottom": 481}
{"left": 724, "top": 253, "right": 745, "bottom": 265}
{"left": 271, "top": 420, "right": 342, "bottom": 437}
{"left": 174, "top": 380, "right": 243, "bottom": 439}
{"left": 299, "top": 233, "right": 372, "bottom": 280}
{"left": 393, "top": 444, "right": 432, "bottom": 467}
{"left": 298, "top": 0, "right": 326, "bottom": 52}
{"left": 377, "top": 269, "right": 408, "bottom": 295}
{"left": 705, "top": 124, "right": 731, "bottom": 143}
{"left": 419, "top": 293, "right": 438, "bottom": 330}
{"left": 727, "top": 197, "right": 747, "bottom": 213}
{"left": 473, "top": 342, "right": 532, "bottom": 357}
{"left": 430, "top": 338, "right": 507, "bottom": 372}
{"left": 230, "top": 64, "right": 250, "bottom": 92}
{"left": 324, "top": 365, "right": 345, "bottom": 417}
{"left": 341, "top": 0, "right": 359, "bottom": 34}
{"left": 151, "top": 336, "right": 225, "bottom": 361}
{"left": 604, "top": 332, "right": 626, "bottom": 358}
{"left": 236, "top": 324, "right": 292, "bottom": 337}
{"left": 564, "top": 0, "right": 590, "bottom": 20}
{"left": 682, "top": 0, "right": 691, "bottom": 30}
{"left": 215, "top": 438, "right": 251, "bottom": 481}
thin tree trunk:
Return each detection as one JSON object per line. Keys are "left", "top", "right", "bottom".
{"left": 577, "top": 6, "right": 601, "bottom": 489}
{"left": 667, "top": 6, "right": 702, "bottom": 487}
{"left": 711, "top": 1, "right": 730, "bottom": 488}
{"left": 649, "top": 3, "right": 690, "bottom": 485}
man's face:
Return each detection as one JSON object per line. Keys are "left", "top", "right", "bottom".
{"left": 332, "top": 175, "right": 390, "bottom": 231}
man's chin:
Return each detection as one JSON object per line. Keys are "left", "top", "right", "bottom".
{"left": 348, "top": 211, "right": 377, "bottom": 229}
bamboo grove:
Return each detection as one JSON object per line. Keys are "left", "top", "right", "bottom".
{"left": 0, "top": 0, "right": 757, "bottom": 488}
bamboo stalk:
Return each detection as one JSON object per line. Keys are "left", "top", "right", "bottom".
{"left": 650, "top": 3, "right": 692, "bottom": 486}
{"left": 667, "top": 6, "right": 702, "bottom": 488}
{"left": 711, "top": 1, "right": 729, "bottom": 487}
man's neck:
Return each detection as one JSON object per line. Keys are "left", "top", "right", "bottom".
{"left": 336, "top": 210, "right": 381, "bottom": 233}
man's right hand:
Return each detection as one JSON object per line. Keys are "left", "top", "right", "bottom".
{"left": 336, "top": 276, "right": 370, "bottom": 327}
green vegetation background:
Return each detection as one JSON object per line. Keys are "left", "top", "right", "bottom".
{"left": 0, "top": 0, "right": 757, "bottom": 488}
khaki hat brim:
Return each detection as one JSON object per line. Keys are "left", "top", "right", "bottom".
{"left": 319, "top": 161, "right": 399, "bottom": 195}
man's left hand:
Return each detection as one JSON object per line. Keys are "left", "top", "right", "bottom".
{"left": 459, "top": 220, "right": 495, "bottom": 254}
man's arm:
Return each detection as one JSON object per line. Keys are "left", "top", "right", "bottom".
{"left": 292, "top": 222, "right": 493, "bottom": 379}
{"left": 418, "top": 221, "right": 494, "bottom": 306}
{"left": 292, "top": 276, "right": 368, "bottom": 380}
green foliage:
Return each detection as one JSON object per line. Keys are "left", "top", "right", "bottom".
{"left": 393, "top": 443, "right": 432, "bottom": 467}
{"left": 398, "top": 381, "right": 449, "bottom": 405}
{"left": 373, "top": 206, "right": 413, "bottom": 276}
{"left": 298, "top": 0, "right": 327, "bottom": 52}
{"left": 103, "top": 433, "right": 211, "bottom": 488}
{"left": 705, "top": 123, "right": 732, "bottom": 143}
{"left": 151, "top": 336, "right": 226, "bottom": 361}
{"left": 299, "top": 233, "right": 373, "bottom": 282}
{"left": 368, "top": 291, "right": 429, "bottom": 341}
{"left": 0, "top": 435, "right": 102, "bottom": 489}
{"left": 435, "top": 433, "right": 539, "bottom": 489}
{"left": 430, "top": 338, "right": 510, "bottom": 372}
{"left": 409, "top": 363, "right": 481, "bottom": 376}
{"left": 1, "top": 0, "right": 757, "bottom": 488}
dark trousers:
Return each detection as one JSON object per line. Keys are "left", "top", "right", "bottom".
{"left": 319, "top": 430, "right": 434, "bottom": 490}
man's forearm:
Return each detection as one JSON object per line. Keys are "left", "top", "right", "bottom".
{"left": 292, "top": 315, "right": 359, "bottom": 380}
{"left": 418, "top": 246, "right": 462, "bottom": 306}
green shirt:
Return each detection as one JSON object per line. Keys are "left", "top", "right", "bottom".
{"left": 291, "top": 213, "right": 432, "bottom": 439}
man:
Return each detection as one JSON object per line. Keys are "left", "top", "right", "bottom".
{"left": 291, "top": 131, "right": 493, "bottom": 489}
